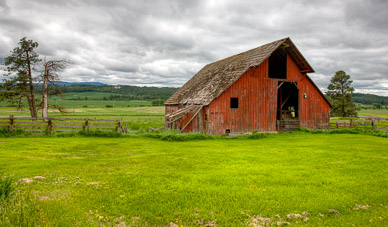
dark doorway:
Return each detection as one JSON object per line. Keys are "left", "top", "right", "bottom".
{"left": 269, "top": 48, "right": 287, "bottom": 79}
{"left": 277, "top": 81, "right": 299, "bottom": 120}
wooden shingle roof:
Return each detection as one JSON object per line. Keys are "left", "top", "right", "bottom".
{"left": 165, "top": 37, "right": 314, "bottom": 105}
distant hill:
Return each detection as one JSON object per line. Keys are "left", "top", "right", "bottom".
{"left": 55, "top": 82, "right": 106, "bottom": 86}
{"left": 352, "top": 93, "right": 388, "bottom": 105}
{"left": 33, "top": 83, "right": 179, "bottom": 101}
{"left": 4, "top": 81, "right": 387, "bottom": 103}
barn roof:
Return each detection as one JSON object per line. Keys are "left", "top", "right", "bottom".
{"left": 165, "top": 37, "right": 315, "bottom": 105}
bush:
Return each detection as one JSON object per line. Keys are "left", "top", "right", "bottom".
{"left": 105, "top": 104, "right": 113, "bottom": 108}
{"left": 145, "top": 130, "right": 270, "bottom": 141}
{"left": 145, "top": 130, "right": 215, "bottom": 141}
{"left": 78, "top": 130, "right": 122, "bottom": 137}
{"left": 0, "top": 128, "right": 29, "bottom": 138}
{"left": 82, "top": 105, "right": 88, "bottom": 108}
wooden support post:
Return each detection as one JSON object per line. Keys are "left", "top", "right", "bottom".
{"left": 371, "top": 120, "right": 375, "bottom": 130}
{"left": 9, "top": 115, "right": 14, "bottom": 134}
{"left": 47, "top": 120, "right": 52, "bottom": 136}
{"left": 117, "top": 121, "right": 122, "bottom": 133}
{"left": 350, "top": 119, "right": 353, "bottom": 128}
{"left": 336, "top": 121, "right": 339, "bottom": 129}
{"left": 85, "top": 119, "right": 89, "bottom": 131}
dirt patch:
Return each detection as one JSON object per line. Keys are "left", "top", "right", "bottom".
{"left": 286, "top": 213, "right": 302, "bottom": 220}
{"left": 39, "top": 195, "right": 50, "bottom": 201}
{"left": 34, "top": 176, "right": 46, "bottom": 180}
{"left": 19, "top": 178, "right": 34, "bottom": 184}
{"left": 354, "top": 204, "right": 370, "bottom": 210}
{"left": 328, "top": 209, "right": 340, "bottom": 215}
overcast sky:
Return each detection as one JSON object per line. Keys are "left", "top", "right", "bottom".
{"left": 1, "top": 0, "right": 387, "bottom": 95}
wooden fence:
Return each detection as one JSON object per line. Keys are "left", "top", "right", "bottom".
{"left": 330, "top": 119, "right": 388, "bottom": 130}
{"left": 0, "top": 115, "right": 124, "bottom": 135}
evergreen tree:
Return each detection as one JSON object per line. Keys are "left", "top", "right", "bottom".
{"left": 2, "top": 37, "right": 41, "bottom": 117}
{"left": 326, "top": 71, "right": 358, "bottom": 117}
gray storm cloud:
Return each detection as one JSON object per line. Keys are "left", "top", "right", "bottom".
{"left": 0, "top": 0, "right": 387, "bottom": 95}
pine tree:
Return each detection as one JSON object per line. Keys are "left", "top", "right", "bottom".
{"left": 2, "top": 37, "right": 41, "bottom": 118}
{"left": 326, "top": 71, "right": 358, "bottom": 117}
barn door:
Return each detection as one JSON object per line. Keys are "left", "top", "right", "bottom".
{"left": 277, "top": 81, "right": 300, "bottom": 131}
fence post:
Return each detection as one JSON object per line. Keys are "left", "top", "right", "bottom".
{"left": 371, "top": 120, "right": 375, "bottom": 130}
{"left": 47, "top": 120, "right": 52, "bottom": 136}
{"left": 117, "top": 121, "right": 122, "bottom": 133}
{"left": 9, "top": 115, "right": 14, "bottom": 134}
{"left": 85, "top": 119, "right": 89, "bottom": 131}
{"left": 336, "top": 121, "right": 339, "bottom": 129}
{"left": 350, "top": 119, "right": 353, "bottom": 128}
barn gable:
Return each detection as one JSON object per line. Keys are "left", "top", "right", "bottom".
{"left": 165, "top": 37, "right": 316, "bottom": 106}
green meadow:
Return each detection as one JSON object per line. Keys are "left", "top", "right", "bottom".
{"left": 0, "top": 94, "right": 387, "bottom": 226}
{"left": 1, "top": 133, "right": 387, "bottom": 226}
{"left": 358, "top": 109, "right": 388, "bottom": 117}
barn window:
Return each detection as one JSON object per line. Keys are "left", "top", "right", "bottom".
{"left": 204, "top": 114, "right": 208, "bottom": 121}
{"left": 230, "top": 98, "right": 238, "bottom": 108}
{"left": 269, "top": 47, "right": 287, "bottom": 79}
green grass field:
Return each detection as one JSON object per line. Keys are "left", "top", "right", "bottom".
{"left": 1, "top": 133, "right": 387, "bottom": 226}
{"left": 0, "top": 105, "right": 164, "bottom": 123}
{"left": 359, "top": 109, "right": 388, "bottom": 117}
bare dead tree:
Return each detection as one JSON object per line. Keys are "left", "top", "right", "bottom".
{"left": 41, "top": 60, "right": 68, "bottom": 119}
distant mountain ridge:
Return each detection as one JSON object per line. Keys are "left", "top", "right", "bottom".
{"left": 352, "top": 93, "right": 388, "bottom": 105}
{"left": 51, "top": 82, "right": 107, "bottom": 86}
{"left": 2, "top": 81, "right": 387, "bottom": 104}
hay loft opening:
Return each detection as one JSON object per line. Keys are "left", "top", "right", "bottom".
{"left": 269, "top": 47, "right": 287, "bottom": 79}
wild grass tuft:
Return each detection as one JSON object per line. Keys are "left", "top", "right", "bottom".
{"left": 0, "top": 175, "right": 44, "bottom": 226}
{"left": 0, "top": 175, "right": 15, "bottom": 202}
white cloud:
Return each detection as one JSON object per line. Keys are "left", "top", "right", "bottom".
{"left": 0, "top": 0, "right": 387, "bottom": 96}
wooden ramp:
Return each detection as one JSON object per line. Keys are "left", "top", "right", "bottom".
{"left": 278, "top": 120, "right": 300, "bottom": 132}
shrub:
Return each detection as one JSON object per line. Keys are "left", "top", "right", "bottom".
{"left": 146, "top": 130, "right": 215, "bottom": 141}
{"left": 105, "top": 104, "right": 113, "bottom": 108}
{"left": 0, "top": 128, "right": 29, "bottom": 138}
{"left": 78, "top": 130, "right": 122, "bottom": 137}
{"left": 82, "top": 105, "right": 88, "bottom": 108}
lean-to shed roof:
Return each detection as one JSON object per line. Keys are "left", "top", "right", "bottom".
{"left": 165, "top": 37, "right": 315, "bottom": 105}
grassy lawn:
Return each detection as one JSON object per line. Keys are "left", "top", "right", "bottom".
{"left": 0, "top": 133, "right": 387, "bottom": 226}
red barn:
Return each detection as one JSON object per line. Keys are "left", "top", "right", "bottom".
{"left": 165, "top": 38, "right": 331, "bottom": 135}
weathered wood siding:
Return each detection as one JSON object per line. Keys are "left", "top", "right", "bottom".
{"left": 206, "top": 60, "right": 278, "bottom": 135}
{"left": 165, "top": 105, "right": 179, "bottom": 129}
{"left": 287, "top": 55, "right": 330, "bottom": 129}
